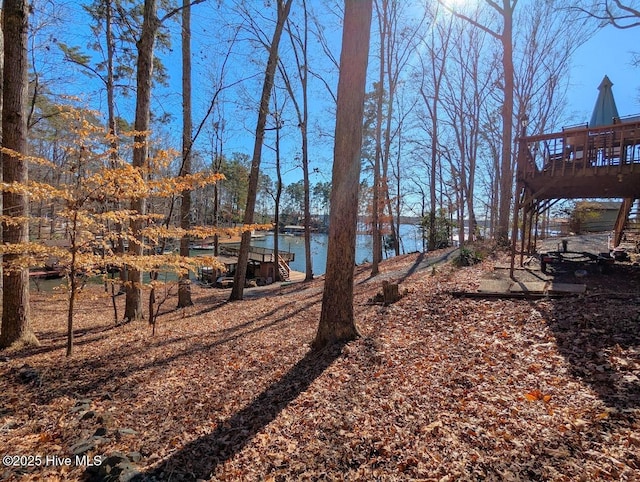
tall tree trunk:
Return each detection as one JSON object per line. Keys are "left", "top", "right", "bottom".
{"left": 0, "top": 0, "right": 38, "bottom": 348}
{"left": 395, "top": 144, "right": 401, "bottom": 252}
{"left": 382, "top": 98, "right": 399, "bottom": 257}
{"left": 0, "top": 5, "right": 4, "bottom": 305}
{"left": 105, "top": 0, "right": 117, "bottom": 165}
{"left": 125, "top": 0, "right": 159, "bottom": 321}
{"left": 283, "top": 0, "right": 313, "bottom": 280}
{"left": 439, "top": 0, "right": 516, "bottom": 245}
{"left": 301, "top": 117, "right": 313, "bottom": 281}
{"left": 313, "top": 0, "right": 373, "bottom": 351}
{"left": 104, "top": 0, "right": 128, "bottom": 289}
{"left": 213, "top": 160, "right": 221, "bottom": 255}
{"left": 229, "top": 0, "right": 293, "bottom": 301}
{"left": 429, "top": 96, "right": 438, "bottom": 250}
{"left": 426, "top": 34, "right": 442, "bottom": 251}
{"left": 299, "top": 3, "right": 313, "bottom": 282}
{"left": 418, "top": 14, "right": 450, "bottom": 252}
{"left": 273, "top": 112, "right": 282, "bottom": 281}
{"left": 212, "top": 122, "right": 223, "bottom": 256}
{"left": 496, "top": 1, "right": 515, "bottom": 245}
{"left": 371, "top": 0, "right": 387, "bottom": 275}
{"left": 380, "top": 4, "right": 398, "bottom": 258}
{"left": 177, "top": 0, "right": 193, "bottom": 308}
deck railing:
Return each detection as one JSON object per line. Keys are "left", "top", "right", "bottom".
{"left": 518, "top": 121, "right": 640, "bottom": 179}
{"left": 220, "top": 243, "right": 295, "bottom": 263}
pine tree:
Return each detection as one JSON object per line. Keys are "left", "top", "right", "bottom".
{"left": 1, "top": 0, "right": 39, "bottom": 349}
{"left": 313, "top": 0, "right": 373, "bottom": 350}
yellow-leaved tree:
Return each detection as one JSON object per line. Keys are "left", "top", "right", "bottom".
{"left": 1, "top": 106, "right": 257, "bottom": 356}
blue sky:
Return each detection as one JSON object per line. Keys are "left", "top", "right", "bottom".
{"left": 567, "top": 23, "right": 639, "bottom": 122}
{"left": 54, "top": 1, "right": 639, "bottom": 192}
{"left": 180, "top": 8, "right": 640, "bottom": 193}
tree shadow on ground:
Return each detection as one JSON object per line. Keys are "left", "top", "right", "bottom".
{"left": 532, "top": 263, "right": 640, "bottom": 412}
{"left": 395, "top": 248, "right": 459, "bottom": 284}
{"left": 356, "top": 248, "right": 459, "bottom": 287}
{"left": 7, "top": 296, "right": 322, "bottom": 406}
{"left": 140, "top": 343, "right": 346, "bottom": 480}
{"left": 3, "top": 324, "right": 115, "bottom": 360}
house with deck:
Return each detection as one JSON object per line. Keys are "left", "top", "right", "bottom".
{"left": 512, "top": 75, "right": 640, "bottom": 265}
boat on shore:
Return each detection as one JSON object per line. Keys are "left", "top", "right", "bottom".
{"left": 29, "top": 266, "right": 65, "bottom": 279}
{"left": 283, "top": 225, "right": 305, "bottom": 236}
{"left": 190, "top": 243, "right": 215, "bottom": 251}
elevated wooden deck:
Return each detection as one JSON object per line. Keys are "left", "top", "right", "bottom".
{"left": 513, "top": 119, "right": 640, "bottom": 263}
{"left": 518, "top": 120, "right": 640, "bottom": 199}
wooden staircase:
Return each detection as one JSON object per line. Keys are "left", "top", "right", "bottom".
{"left": 613, "top": 198, "right": 635, "bottom": 247}
{"left": 616, "top": 198, "right": 640, "bottom": 250}
{"left": 513, "top": 119, "right": 640, "bottom": 265}
{"left": 277, "top": 255, "right": 290, "bottom": 281}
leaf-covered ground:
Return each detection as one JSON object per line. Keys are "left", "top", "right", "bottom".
{"left": 1, "top": 247, "right": 639, "bottom": 481}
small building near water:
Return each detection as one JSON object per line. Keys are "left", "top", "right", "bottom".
{"left": 197, "top": 255, "right": 238, "bottom": 286}
{"left": 571, "top": 201, "right": 622, "bottom": 233}
{"left": 283, "top": 225, "right": 305, "bottom": 236}
{"left": 198, "top": 245, "right": 295, "bottom": 287}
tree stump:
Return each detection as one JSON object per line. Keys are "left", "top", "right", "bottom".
{"left": 382, "top": 281, "right": 401, "bottom": 305}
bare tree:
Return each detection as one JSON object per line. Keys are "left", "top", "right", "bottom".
{"left": 281, "top": 0, "right": 314, "bottom": 281}
{"left": 189, "top": 26, "right": 244, "bottom": 255}
{"left": 124, "top": 0, "right": 205, "bottom": 320}
{"left": 177, "top": 0, "right": 194, "bottom": 308}
{"left": 313, "top": 0, "right": 373, "bottom": 351}
{"left": 370, "top": 0, "right": 387, "bottom": 274}
{"left": 415, "top": 5, "right": 454, "bottom": 251}
{"left": 370, "top": 0, "right": 424, "bottom": 270}
{"left": 230, "top": 0, "right": 293, "bottom": 301}
{"left": 309, "top": 3, "right": 340, "bottom": 104}
{"left": 580, "top": 1, "right": 640, "bottom": 28}
{"left": 514, "top": 2, "right": 592, "bottom": 136}
{"left": 439, "top": 0, "right": 517, "bottom": 245}
{"left": 441, "top": 13, "right": 495, "bottom": 245}
{"left": 259, "top": 87, "right": 287, "bottom": 282}
{"left": 383, "top": 2, "right": 424, "bottom": 257}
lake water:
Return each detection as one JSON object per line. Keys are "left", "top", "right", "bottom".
{"left": 28, "top": 224, "right": 425, "bottom": 291}
{"left": 253, "top": 224, "right": 424, "bottom": 275}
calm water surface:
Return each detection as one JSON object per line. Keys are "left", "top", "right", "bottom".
{"left": 29, "top": 224, "right": 424, "bottom": 290}
{"left": 255, "top": 224, "right": 423, "bottom": 275}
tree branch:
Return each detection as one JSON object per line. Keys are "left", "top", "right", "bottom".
{"left": 437, "top": 0, "right": 501, "bottom": 40}
{"left": 485, "top": 0, "right": 504, "bottom": 15}
{"left": 574, "top": 0, "right": 640, "bottom": 29}
{"left": 159, "top": 0, "right": 208, "bottom": 24}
